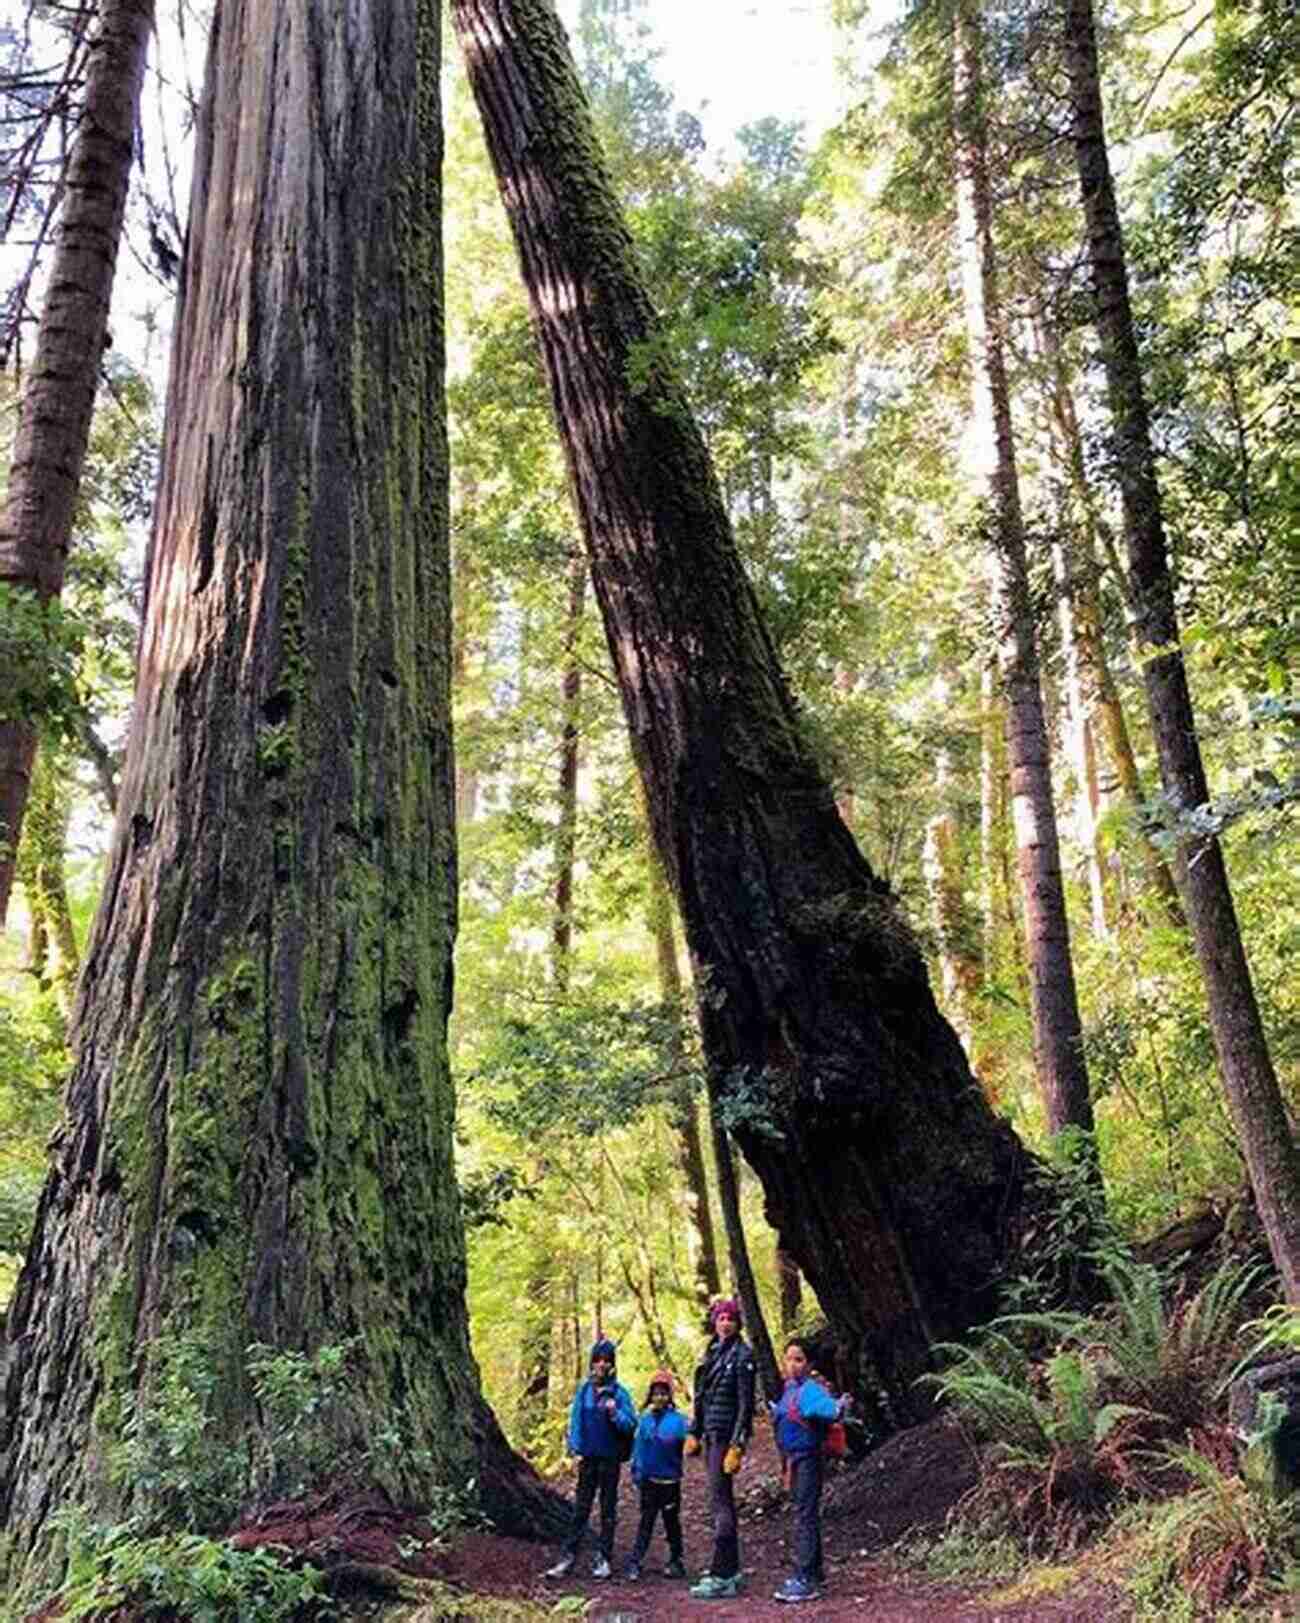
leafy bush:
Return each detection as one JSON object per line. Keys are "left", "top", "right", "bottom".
{"left": 54, "top": 1512, "right": 331, "bottom": 1623}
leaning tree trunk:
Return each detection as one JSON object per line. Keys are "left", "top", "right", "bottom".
{"left": 953, "top": 0, "right": 1094, "bottom": 1142}
{"left": 450, "top": 0, "right": 1043, "bottom": 1403}
{"left": 1064, "top": 0, "right": 1300, "bottom": 1299}
{"left": 0, "top": 0, "right": 154, "bottom": 926}
{"left": 0, "top": 0, "right": 556, "bottom": 1598}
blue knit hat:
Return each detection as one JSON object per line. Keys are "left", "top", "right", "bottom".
{"left": 589, "top": 1337, "right": 617, "bottom": 1365}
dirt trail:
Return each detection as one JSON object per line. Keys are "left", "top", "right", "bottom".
{"left": 434, "top": 1418, "right": 1131, "bottom": 1620}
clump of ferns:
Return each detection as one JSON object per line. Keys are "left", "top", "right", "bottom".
{"left": 926, "top": 1255, "right": 1265, "bottom": 1553}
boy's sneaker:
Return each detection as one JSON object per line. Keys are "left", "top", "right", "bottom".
{"left": 591, "top": 1556, "right": 612, "bottom": 1579}
{"left": 543, "top": 1556, "right": 574, "bottom": 1579}
{"left": 690, "top": 1574, "right": 741, "bottom": 1599}
{"left": 774, "top": 1576, "right": 820, "bottom": 1603}
{"left": 665, "top": 1556, "right": 688, "bottom": 1579}
{"left": 623, "top": 1560, "right": 642, "bottom": 1581}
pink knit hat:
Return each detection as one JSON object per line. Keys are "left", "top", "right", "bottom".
{"left": 709, "top": 1297, "right": 743, "bottom": 1328}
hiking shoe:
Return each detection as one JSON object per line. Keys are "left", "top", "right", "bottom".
{"left": 690, "top": 1574, "right": 741, "bottom": 1599}
{"left": 543, "top": 1556, "right": 575, "bottom": 1579}
{"left": 774, "top": 1576, "right": 820, "bottom": 1603}
{"left": 665, "top": 1556, "right": 688, "bottom": 1579}
{"left": 623, "top": 1560, "right": 642, "bottom": 1581}
{"left": 591, "top": 1556, "right": 612, "bottom": 1579}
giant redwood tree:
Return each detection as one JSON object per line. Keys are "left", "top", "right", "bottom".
{"left": 451, "top": 0, "right": 1043, "bottom": 1401}
{"left": 0, "top": 0, "right": 551, "bottom": 1598}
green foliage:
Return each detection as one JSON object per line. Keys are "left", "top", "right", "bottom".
{"left": 106, "top": 1336, "right": 459, "bottom": 1535}
{"left": 53, "top": 1513, "right": 331, "bottom": 1623}
{"left": 1126, "top": 1449, "right": 1300, "bottom": 1617}
{"left": 0, "top": 587, "right": 85, "bottom": 740}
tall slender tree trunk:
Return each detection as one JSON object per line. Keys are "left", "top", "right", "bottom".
{"left": 1039, "top": 319, "right": 1185, "bottom": 926}
{"left": 1064, "top": 0, "right": 1300, "bottom": 1298}
{"left": 646, "top": 837, "right": 722, "bottom": 1307}
{"left": 1, "top": 0, "right": 555, "bottom": 1595}
{"left": 0, "top": 0, "right": 154, "bottom": 925}
{"left": 518, "top": 548, "right": 588, "bottom": 1443}
{"left": 15, "top": 748, "right": 80, "bottom": 1022}
{"left": 709, "top": 1104, "right": 781, "bottom": 1402}
{"left": 953, "top": 1, "right": 1094, "bottom": 1140}
{"left": 1050, "top": 526, "right": 1112, "bottom": 939}
{"left": 777, "top": 1248, "right": 803, "bottom": 1336}
{"left": 451, "top": 0, "right": 1045, "bottom": 1402}
{"left": 922, "top": 676, "right": 982, "bottom": 1046}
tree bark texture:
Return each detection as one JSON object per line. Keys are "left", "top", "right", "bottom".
{"left": 953, "top": 1, "right": 1093, "bottom": 1140}
{"left": 451, "top": 0, "right": 1041, "bottom": 1401}
{"left": 1065, "top": 0, "right": 1300, "bottom": 1299}
{"left": 0, "top": 0, "right": 553, "bottom": 1593}
{"left": 0, "top": 0, "right": 155, "bottom": 926}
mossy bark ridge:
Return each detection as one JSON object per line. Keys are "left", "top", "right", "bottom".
{"left": 451, "top": 0, "right": 1042, "bottom": 1404}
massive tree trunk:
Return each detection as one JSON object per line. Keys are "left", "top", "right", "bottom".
{"left": 952, "top": 0, "right": 1094, "bottom": 1142}
{"left": 0, "top": 0, "right": 154, "bottom": 925}
{"left": 1, "top": 0, "right": 553, "bottom": 1597}
{"left": 1064, "top": 0, "right": 1300, "bottom": 1299}
{"left": 451, "top": 0, "right": 1042, "bottom": 1401}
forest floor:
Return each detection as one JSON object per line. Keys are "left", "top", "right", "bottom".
{"left": 422, "top": 1417, "right": 1134, "bottom": 1620}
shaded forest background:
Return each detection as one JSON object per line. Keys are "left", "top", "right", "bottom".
{"left": 1, "top": 0, "right": 1297, "bottom": 1507}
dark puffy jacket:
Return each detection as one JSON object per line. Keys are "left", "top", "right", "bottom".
{"left": 691, "top": 1335, "right": 756, "bottom": 1447}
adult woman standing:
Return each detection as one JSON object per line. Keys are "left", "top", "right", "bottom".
{"left": 686, "top": 1297, "right": 756, "bottom": 1600}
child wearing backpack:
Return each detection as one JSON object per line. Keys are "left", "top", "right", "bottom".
{"left": 770, "top": 1336, "right": 851, "bottom": 1604}
{"left": 543, "top": 1338, "right": 637, "bottom": 1581}
{"left": 623, "top": 1369, "right": 689, "bottom": 1581}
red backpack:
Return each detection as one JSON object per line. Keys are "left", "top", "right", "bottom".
{"left": 784, "top": 1389, "right": 847, "bottom": 1459}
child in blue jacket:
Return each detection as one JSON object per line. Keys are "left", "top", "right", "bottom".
{"left": 624, "top": 1369, "right": 689, "bottom": 1581}
{"left": 543, "top": 1337, "right": 637, "bottom": 1581}
{"left": 770, "top": 1337, "right": 850, "bottom": 1604}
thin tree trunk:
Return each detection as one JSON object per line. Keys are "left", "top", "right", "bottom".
{"left": 1040, "top": 318, "right": 1185, "bottom": 925}
{"left": 953, "top": 0, "right": 1093, "bottom": 1140}
{"left": 922, "top": 678, "right": 982, "bottom": 1045}
{"left": 1050, "top": 526, "right": 1112, "bottom": 938}
{"left": 15, "top": 747, "right": 80, "bottom": 1022}
{"left": 1, "top": 0, "right": 557, "bottom": 1592}
{"left": 451, "top": 0, "right": 1044, "bottom": 1407}
{"left": 0, "top": 0, "right": 154, "bottom": 925}
{"left": 1065, "top": 0, "right": 1300, "bottom": 1299}
{"left": 647, "top": 826, "right": 722, "bottom": 1306}
{"left": 777, "top": 1248, "right": 803, "bottom": 1336}
{"left": 517, "top": 548, "right": 588, "bottom": 1442}
{"left": 709, "top": 1105, "right": 781, "bottom": 1403}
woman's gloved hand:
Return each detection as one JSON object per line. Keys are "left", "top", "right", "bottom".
{"left": 684, "top": 1435, "right": 701, "bottom": 1458}
{"left": 722, "top": 1444, "right": 744, "bottom": 1475}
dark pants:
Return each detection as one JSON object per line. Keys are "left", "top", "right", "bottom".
{"left": 629, "top": 1478, "right": 683, "bottom": 1563}
{"left": 789, "top": 1450, "right": 825, "bottom": 1584}
{"left": 563, "top": 1455, "right": 621, "bottom": 1559}
{"left": 705, "top": 1437, "right": 739, "bottom": 1579}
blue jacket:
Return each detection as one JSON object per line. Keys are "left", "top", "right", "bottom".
{"left": 631, "top": 1405, "right": 688, "bottom": 1482}
{"left": 773, "top": 1375, "right": 840, "bottom": 1459}
{"left": 566, "top": 1377, "right": 637, "bottom": 1459}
